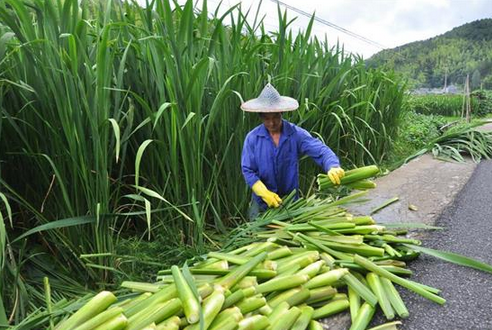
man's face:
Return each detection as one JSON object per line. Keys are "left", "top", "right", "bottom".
{"left": 261, "top": 112, "right": 282, "bottom": 134}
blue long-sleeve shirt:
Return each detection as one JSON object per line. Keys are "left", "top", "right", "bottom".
{"left": 241, "top": 119, "right": 340, "bottom": 209}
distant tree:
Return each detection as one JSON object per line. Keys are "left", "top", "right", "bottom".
{"left": 366, "top": 18, "right": 492, "bottom": 90}
{"left": 471, "top": 70, "right": 481, "bottom": 89}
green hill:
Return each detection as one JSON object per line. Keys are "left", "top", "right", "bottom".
{"left": 367, "top": 19, "right": 492, "bottom": 90}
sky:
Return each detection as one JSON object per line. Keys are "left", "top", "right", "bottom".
{"left": 138, "top": 0, "right": 492, "bottom": 58}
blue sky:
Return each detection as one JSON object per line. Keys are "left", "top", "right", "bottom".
{"left": 138, "top": 0, "right": 492, "bottom": 58}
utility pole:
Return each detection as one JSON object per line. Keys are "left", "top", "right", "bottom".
{"left": 443, "top": 71, "right": 447, "bottom": 93}
{"left": 462, "top": 74, "right": 471, "bottom": 123}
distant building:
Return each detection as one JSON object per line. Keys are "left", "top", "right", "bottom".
{"left": 411, "top": 84, "right": 462, "bottom": 95}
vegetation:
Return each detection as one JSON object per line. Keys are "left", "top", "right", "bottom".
{"left": 471, "top": 90, "right": 492, "bottom": 117}
{"left": 367, "top": 19, "right": 492, "bottom": 89}
{"left": 405, "top": 94, "right": 468, "bottom": 117}
{"left": 384, "top": 111, "right": 447, "bottom": 168}
{"left": 15, "top": 186, "right": 492, "bottom": 330}
{"left": 0, "top": 0, "right": 406, "bottom": 323}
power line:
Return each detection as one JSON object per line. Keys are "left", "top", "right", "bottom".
{"left": 271, "top": 0, "right": 387, "bottom": 50}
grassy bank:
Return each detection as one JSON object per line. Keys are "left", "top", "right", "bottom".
{"left": 0, "top": 0, "right": 406, "bottom": 320}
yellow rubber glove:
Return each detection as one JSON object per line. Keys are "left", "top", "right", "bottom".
{"left": 328, "top": 167, "right": 345, "bottom": 185}
{"left": 251, "top": 180, "right": 282, "bottom": 208}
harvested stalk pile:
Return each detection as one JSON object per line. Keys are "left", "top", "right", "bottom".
{"left": 24, "top": 167, "right": 488, "bottom": 330}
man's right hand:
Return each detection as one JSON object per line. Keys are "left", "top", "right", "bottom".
{"left": 252, "top": 180, "right": 282, "bottom": 208}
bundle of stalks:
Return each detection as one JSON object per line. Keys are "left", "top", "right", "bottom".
{"left": 45, "top": 185, "right": 456, "bottom": 330}
{"left": 317, "top": 166, "right": 380, "bottom": 192}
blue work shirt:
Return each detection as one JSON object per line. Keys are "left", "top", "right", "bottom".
{"left": 241, "top": 119, "right": 340, "bottom": 209}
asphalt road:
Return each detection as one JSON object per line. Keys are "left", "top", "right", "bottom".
{"left": 373, "top": 160, "right": 492, "bottom": 330}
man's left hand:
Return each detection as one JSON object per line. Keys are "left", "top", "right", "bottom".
{"left": 328, "top": 167, "right": 345, "bottom": 185}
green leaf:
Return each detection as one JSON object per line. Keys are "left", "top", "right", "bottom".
{"left": 108, "top": 118, "right": 121, "bottom": 163}
{"left": 0, "top": 193, "right": 12, "bottom": 227}
{"left": 12, "top": 216, "right": 96, "bottom": 244}
{"left": 135, "top": 139, "right": 153, "bottom": 187}
{"left": 405, "top": 244, "right": 492, "bottom": 274}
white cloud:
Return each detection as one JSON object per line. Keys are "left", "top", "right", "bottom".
{"left": 137, "top": 0, "right": 492, "bottom": 58}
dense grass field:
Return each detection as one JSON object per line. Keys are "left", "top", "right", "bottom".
{"left": 0, "top": 0, "right": 407, "bottom": 322}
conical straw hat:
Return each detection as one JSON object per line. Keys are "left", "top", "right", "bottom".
{"left": 241, "top": 83, "right": 299, "bottom": 112}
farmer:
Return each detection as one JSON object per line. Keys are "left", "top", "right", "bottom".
{"left": 241, "top": 83, "right": 344, "bottom": 219}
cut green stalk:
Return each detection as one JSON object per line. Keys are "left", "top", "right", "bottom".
{"left": 267, "top": 302, "right": 289, "bottom": 325}
{"left": 267, "top": 287, "right": 303, "bottom": 308}
{"left": 119, "top": 293, "right": 152, "bottom": 312}
{"left": 315, "top": 240, "right": 385, "bottom": 257}
{"left": 309, "top": 320, "right": 324, "bottom": 330}
{"left": 269, "top": 306, "right": 302, "bottom": 330}
{"left": 232, "top": 276, "right": 258, "bottom": 291}
{"left": 296, "top": 234, "right": 354, "bottom": 261}
{"left": 365, "top": 234, "right": 421, "bottom": 245}
{"left": 370, "top": 197, "right": 399, "bottom": 215}
{"left": 306, "top": 286, "right": 337, "bottom": 304}
{"left": 354, "top": 255, "right": 446, "bottom": 305}
{"left": 349, "top": 302, "right": 376, "bottom": 330}
{"left": 241, "top": 242, "right": 277, "bottom": 257}
{"left": 209, "top": 307, "right": 243, "bottom": 330}
{"left": 121, "top": 281, "right": 165, "bottom": 293}
{"left": 236, "top": 295, "right": 267, "bottom": 314}
{"left": 237, "top": 315, "right": 270, "bottom": 330}
{"left": 73, "top": 307, "right": 124, "bottom": 330}
{"left": 305, "top": 269, "right": 349, "bottom": 289}
{"left": 353, "top": 216, "right": 375, "bottom": 225}
{"left": 276, "top": 251, "right": 320, "bottom": 273}
{"left": 380, "top": 277, "right": 409, "bottom": 318}
{"left": 124, "top": 285, "right": 177, "bottom": 317}
{"left": 318, "top": 166, "right": 380, "bottom": 190}
{"left": 366, "top": 273, "right": 394, "bottom": 320}
{"left": 57, "top": 291, "right": 118, "bottom": 330}
{"left": 346, "top": 179, "right": 377, "bottom": 190}
{"left": 336, "top": 262, "right": 413, "bottom": 277}
{"left": 348, "top": 286, "right": 360, "bottom": 322}
{"left": 92, "top": 314, "right": 128, "bottom": 330}
{"left": 287, "top": 221, "right": 356, "bottom": 232}
{"left": 156, "top": 316, "right": 181, "bottom": 330}
{"left": 208, "top": 252, "right": 249, "bottom": 265}
{"left": 296, "top": 260, "right": 325, "bottom": 278}
{"left": 367, "top": 321, "right": 402, "bottom": 330}
{"left": 217, "top": 252, "right": 268, "bottom": 290}
{"left": 256, "top": 274, "right": 310, "bottom": 294}
{"left": 320, "top": 252, "right": 336, "bottom": 268}
{"left": 159, "top": 267, "right": 276, "bottom": 279}
{"left": 342, "top": 272, "right": 378, "bottom": 306}
{"left": 291, "top": 305, "right": 314, "bottom": 330}
{"left": 171, "top": 266, "right": 200, "bottom": 324}
{"left": 208, "top": 260, "right": 230, "bottom": 270}
{"left": 185, "top": 287, "right": 225, "bottom": 330}
{"left": 156, "top": 322, "right": 179, "bottom": 330}
{"left": 276, "top": 264, "right": 302, "bottom": 277}
{"left": 223, "top": 287, "right": 256, "bottom": 309}
{"left": 127, "top": 299, "right": 182, "bottom": 330}
{"left": 267, "top": 246, "right": 292, "bottom": 260}
{"left": 258, "top": 304, "right": 273, "bottom": 315}
{"left": 312, "top": 298, "right": 350, "bottom": 319}
{"left": 285, "top": 287, "right": 311, "bottom": 307}
{"left": 315, "top": 234, "right": 364, "bottom": 245}
{"left": 336, "top": 225, "right": 386, "bottom": 235}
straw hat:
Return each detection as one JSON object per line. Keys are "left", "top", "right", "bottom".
{"left": 241, "top": 83, "right": 299, "bottom": 112}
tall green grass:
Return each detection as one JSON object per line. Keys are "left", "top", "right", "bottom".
{"left": 0, "top": 0, "right": 405, "bottom": 321}
{"left": 406, "top": 94, "right": 478, "bottom": 117}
